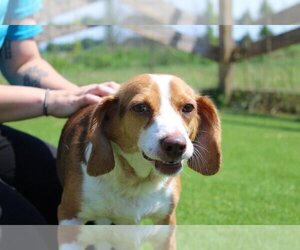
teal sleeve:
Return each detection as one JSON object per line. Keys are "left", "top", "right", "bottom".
{"left": 6, "top": 25, "right": 43, "bottom": 40}
{"left": 5, "top": 0, "right": 42, "bottom": 20}
{"left": 3, "top": 0, "right": 43, "bottom": 41}
{"left": 0, "top": 26, "right": 8, "bottom": 47}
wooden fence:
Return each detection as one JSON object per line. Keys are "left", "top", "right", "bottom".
{"left": 218, "top": 0, "right": 300, "bottom": 100}
{"left": 36, "top": 0, "right": 300, "bottom": 100}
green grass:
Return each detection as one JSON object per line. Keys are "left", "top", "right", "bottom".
{"left": 57, "top": 64, "right": 218, "bottom": 91}
{"left": 39, "top": 43, "right": 300, "bottom": 93}
{"left": 2, "top": 44, "right": 300, "bottom": 93}
{"left": 178, "top": 112, "right": 300, "bottom": 224}
{"left": 6, "top": 112, "right": 300, "bottom": 224}
{"left": 234, "top": 54, "right": 300, "bottom": 93}
{"left": 2, "top": 44, "right": 300, "bottom": 225}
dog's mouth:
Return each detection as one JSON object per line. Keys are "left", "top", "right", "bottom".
{"left": 142, "top": 152, "right": 182, "bottom": 175}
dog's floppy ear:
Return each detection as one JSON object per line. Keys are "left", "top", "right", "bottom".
{"left": 86, "top": 96, "right": 117, "bottom": 176}
{"left": 187, "top": 96, "right": 221, "bottom": 175}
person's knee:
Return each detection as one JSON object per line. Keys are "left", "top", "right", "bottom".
{"left": 0, "top": 134, "right": 16, "bottom": 185}
{"left": 0, "top": 181, "right": 47, "bottom": 225}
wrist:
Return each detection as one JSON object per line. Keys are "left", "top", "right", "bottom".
{"left": 43, "top": 88, "right": 50, "bottom": 116}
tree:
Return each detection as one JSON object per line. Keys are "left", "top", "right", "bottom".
{"left": 259, "top": 25, "right": 273, "bottom": 39}
{"left": 205, "top": 26, "right": 218, "bottom": 46}
{"left": 258, "top": 0, "right": 274, "bottom": 41}
{"left": 238, "top": 9, "right": 253, "bottom": 24}
{"left": 239, "top": 32, "right": 253, "bottom": 45}
{"left": 206, "top": 0, "right": 217, "bottom": 24}
{"left": 204, "top": 0, "right": 218, "bottom": 45}
{"left": 81, "top": 38, "right": 101, "bottom": 50}
{"left": 259, "top": 0, "right": 273, "bottom": 17}
{"left": 72, "top": 40, "right": 82, "bottom": 55}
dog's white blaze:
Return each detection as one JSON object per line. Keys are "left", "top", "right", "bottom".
{"left": 139, "top": 74, "right": 194, "bottom": 160}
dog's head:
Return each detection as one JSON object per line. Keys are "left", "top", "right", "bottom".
{"left": 86, "top": 74, "right": 221, "bottom": 177}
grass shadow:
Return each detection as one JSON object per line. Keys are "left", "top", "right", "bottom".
{"left": 221, "top": 111, "right": 300, "bottom": 133}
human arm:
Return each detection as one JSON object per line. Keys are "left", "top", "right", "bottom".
{"left": 0, "top": 83, "right": 119, "bottom": 123}
{"left": 0, "top": 18, "right": 119, "bottom": 122}
{"left": 0, "top": 18, "right": 78, "bottom": 90}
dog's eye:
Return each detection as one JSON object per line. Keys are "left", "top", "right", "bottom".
{"left": 132, "top": 103, "right": 150, "bottom": 114}
{"left": 182, "top": 104, "right": 195, "bottom": 113}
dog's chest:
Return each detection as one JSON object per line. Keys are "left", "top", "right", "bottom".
{"left": 78, "top": 173, "right": 173, "bottom": 224}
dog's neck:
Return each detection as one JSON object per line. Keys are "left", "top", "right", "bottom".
{"left": 109, "top": 143, "right": 170, "bottom": 195}
{"left": 114, "top": 146, "right": 153, "bottom": 178}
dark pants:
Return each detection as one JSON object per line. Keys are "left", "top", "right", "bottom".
{"left": 0, "top": 125, "right": 62, "bottom": 225}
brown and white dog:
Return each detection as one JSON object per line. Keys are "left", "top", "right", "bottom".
{"left": 57, "top": 74, "right": 221, "bottom": 226}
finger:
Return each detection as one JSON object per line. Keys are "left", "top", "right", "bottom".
{"left": 75, "top": 84, "right": 97, "bottom": 94}
{"left": 104, "top": 81, "right": 120, "bottom": 90}
{"left": 76, "top": 84, "right": 115, "bottom": 97}
{"left": 82, "top": 94, "right": 102, "bottom": 105}
{"left": 87, "top": 85, "right": 117, "bottom": 96}
{"left": 59, "top": 94, "right": 98, "bottom": 118}
{"left": 76, "top": 94, "right": 102, "bottom": 109}
{"left": 88, "top": 82, "right": 120, "bottom": 93}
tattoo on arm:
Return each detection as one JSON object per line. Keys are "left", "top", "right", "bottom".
{"left": 22, "top": 66, "right": 48, "bottom": 88}
{"left": 0, "top": 41, "right": 49, "bottom": 88}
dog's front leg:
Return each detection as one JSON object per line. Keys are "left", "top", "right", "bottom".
{"left": 150, "top": 225, "right": 176, "bottom": 250}
{"left": 57, "top": 189, "right": 83, "bottom": 249}
{"left": 57, "top": 225, "right": 81, "bottom": 250}
{"left": 152, "top": 209, "right": 177, "bottom": 250}
{"left": 157, "top": 209, "right": 176, "bottom": 225}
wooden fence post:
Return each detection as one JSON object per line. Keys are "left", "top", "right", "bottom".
{"left": 219, "top": 0, "right": 234, "bottom": 101}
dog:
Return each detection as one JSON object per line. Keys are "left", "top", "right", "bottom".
{"left": 57, "top": 74, "right": 221, "bottom": 226}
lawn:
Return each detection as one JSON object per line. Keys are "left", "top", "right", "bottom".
{"left": 2, "top": 44, "right": 300, "bottom": 225}
{"left": 6, "top": 111, "right": 300, "bottom": 224}
{"left": 41, "top": 43, "right": 300, "bottom": 93}
{"left": 2, "top": 44, "right": 300, "bottom": 93}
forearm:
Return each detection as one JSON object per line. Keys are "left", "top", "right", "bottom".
{"left": 0, "top": 85, "right": 45, "bottom": 123}
{"left": 0, "top": 39, "right": 78, "bottom": 90}
{"left": 0, "top": 83, "right": 117, "bottom": 123}
{"left": 15, "top": 57, "right": 78, "bottom": 90}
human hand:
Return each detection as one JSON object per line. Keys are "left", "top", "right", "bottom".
{"left": 78, "top": 81, "right": 120, "bottom": 96}
{"left": 47, "top": 81, "right": 119, "bottom": 118}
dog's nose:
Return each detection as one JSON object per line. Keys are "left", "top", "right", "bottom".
{"left": 160, "top": 135, "right": 187, "bottom": 159}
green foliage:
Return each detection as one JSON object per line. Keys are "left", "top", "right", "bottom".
{"left": 238, "top": 9, "right": 253, "bottom": 24}
{"left": 206, "top": 0, "right": 218, "bottom": 24}
{"left": 259, "top": 25, "right": 273, "bottom": 39}
{"left": 244, "top": 33, "right": 252, "bottom": 43}
{"left": 72, "top": 40, "right": 82, "bottom": 55}
{"left": 259, "top": 0, "right": 273, "bottom": 17}
{"left": 46, "top": 42, "right": 73, "bottom": 53}
{"left": 46, "top": 39, "right": 103, "bottom": 52}
{"left": 233, "top": 44, "right": 300, "bottom": 94}
{"left": 81, "top": 38, "right": 103, "bottom": 50}
{"left": 205, "top": 26, "right": 218, "bottom": 46}
{"left": 43, "top": 43, "right": 212, "bottom": 71}
{"left": 42, "top": 43, "right": 300, "bottom": 94}
{"left": 239, "top": 32, "right": 253, "bottom": 45}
